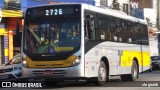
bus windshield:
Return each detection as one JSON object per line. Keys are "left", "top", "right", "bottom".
{"left": 23, "top": 5, "right": 81, "bottom": 57}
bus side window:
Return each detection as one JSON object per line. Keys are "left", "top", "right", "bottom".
{"left": 85, "top": 15, "right": 96, "bottom": 40}
{"left": 110, "top": 18, "right": 122, "bottom": 42}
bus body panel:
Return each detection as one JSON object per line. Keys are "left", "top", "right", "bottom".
{"left": 82, "top": 4, "right": 150, "bottom": 77}
{"left": 84, "top": 41, "right": 150, "bottom": 77}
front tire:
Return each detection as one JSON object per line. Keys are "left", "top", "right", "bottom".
{"left": 94, "top": 61, "right": 107, "bottom": 86}
{"left": 121, "top": 60, "right": 138, "bottom": 81}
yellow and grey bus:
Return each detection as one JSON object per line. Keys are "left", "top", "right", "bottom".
{"left": 19, "top": 3, "right": 150, "bottom": 86}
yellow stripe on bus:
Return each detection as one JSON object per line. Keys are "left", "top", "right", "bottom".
{"left": 120, "top": 50, "right": 150, "bottom": 67}
{"left": 55, "top": 47, "right": 73, "bottom": 51}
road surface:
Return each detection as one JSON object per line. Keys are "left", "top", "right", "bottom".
{"left": 1, "top": 70, "right": 160, "bottom": 90}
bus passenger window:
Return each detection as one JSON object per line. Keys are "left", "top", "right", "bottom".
{"left": 85, "top": 15, "right": 96, "bottom": 40}
{"left": 128, "top": 38, "right": 132, "bottom": 42}
{"left": 100, "top": 33, "right": 105, "bottom": 40}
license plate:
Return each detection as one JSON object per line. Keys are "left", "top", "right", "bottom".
{"left": 0, "top": 75, "right": 9, "bottom": 79}
{"left": 44, "top": 70, "right": 53, "bottom": 75}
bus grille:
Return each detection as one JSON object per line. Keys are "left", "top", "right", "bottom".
{"left": 32, "top": 70, "right": 67, "bottom": 77}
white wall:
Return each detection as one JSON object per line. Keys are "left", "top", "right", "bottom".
{"left": 149, "top": 36, "right": 159, "bottom": 56}
{"left": 107, "top": 0, "right": 112, "bottom": 6}
{"left": 94, "top": 0, "right": 100, "bottom": 6}
{"left": 153, "top": 0, "right": 157, "bottom": 9}
{"left": 144, "top": 8, "right": 157, "bottom": 26}
{"left": 118, "top": 0, "right": 129, "bottom": 5}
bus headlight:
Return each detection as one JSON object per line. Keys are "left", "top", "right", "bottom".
{"left": 22, "top": 60, "right": 28, "bottom": 68}
{"left": 71, "top": 57, "right": 80, "bottom": 66}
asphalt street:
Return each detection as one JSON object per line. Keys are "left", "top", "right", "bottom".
{"left": 1, "top": 70, "right": 160, "bottom": 90}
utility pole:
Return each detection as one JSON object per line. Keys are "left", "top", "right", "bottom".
{"left": 157, "top": 0, "right": 160, "bottom": 31}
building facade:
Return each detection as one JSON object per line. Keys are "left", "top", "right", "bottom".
{"left": 0, "top": 0, "right": 22, "bottom": 65}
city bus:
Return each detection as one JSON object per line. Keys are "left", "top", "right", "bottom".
{"left": 17, "top": 3, "right": 151, "bottom": 86}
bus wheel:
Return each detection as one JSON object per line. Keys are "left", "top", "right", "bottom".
{"left": 95, "top": 61, "right": 107, "bottom": 86}
{"left": 121, "top": 60, "right": 138, "bottom": 81}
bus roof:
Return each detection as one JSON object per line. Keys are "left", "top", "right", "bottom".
{"left": 82, "top": 4, "right": 147, "bottom": 25}
{"left": 26, "top": 3, "right": 147, "bottom": 25}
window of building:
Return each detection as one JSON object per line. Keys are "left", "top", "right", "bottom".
{"left": 5, "top": 0, "right": 21, "bottom": 10}
{"left": 100, "top": 0, "right": 108, "bottom": 7}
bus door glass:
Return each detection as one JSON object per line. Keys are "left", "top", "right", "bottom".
{"left": 85, "top": 15, "right": 96, "bottom": 40}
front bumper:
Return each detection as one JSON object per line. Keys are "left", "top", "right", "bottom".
{"left": 28, "top": 64, "right": 84, "bottom": 80}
